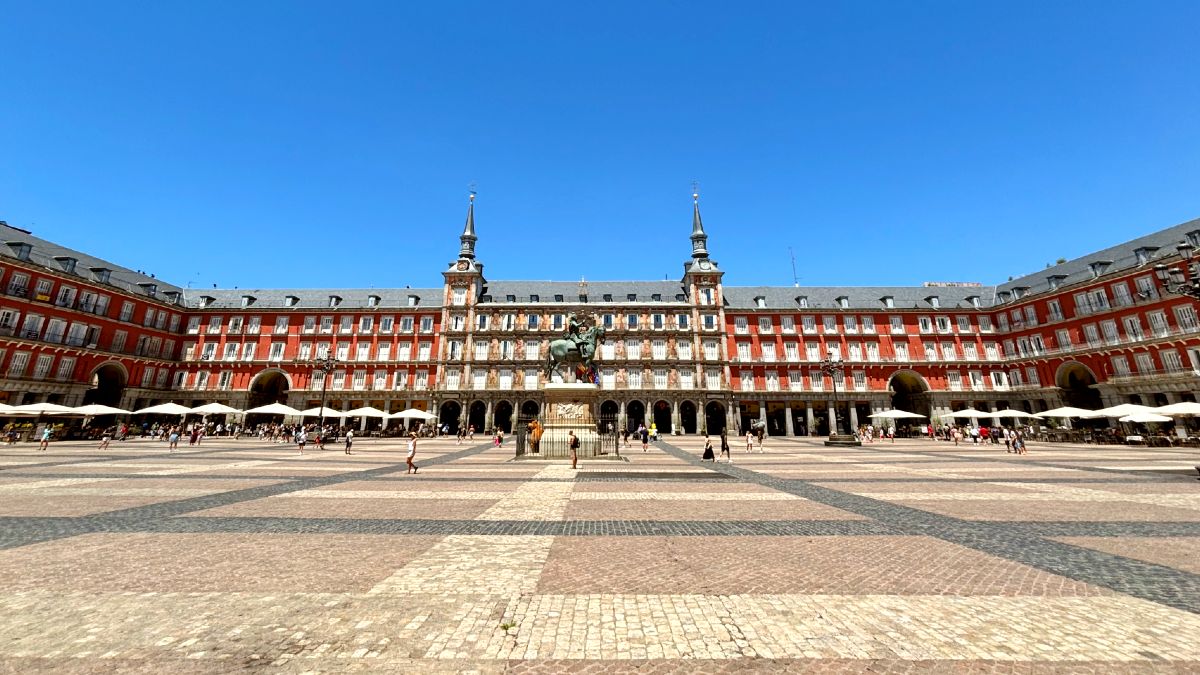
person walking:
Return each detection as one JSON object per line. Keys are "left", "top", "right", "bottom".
{"left": 344, "top": 428, "right": 354, "bottom": 455}
{"left": 38, "top": 425, "right": 52, "bottom": 452}
{"left": 406, "top": 432, "right": 419, "bottom": 474}
{"left": 701, "top": 436, "right": 715, "bottom": 462}
{"left": 568, "top": 430, "right": 579, "bottom": 469}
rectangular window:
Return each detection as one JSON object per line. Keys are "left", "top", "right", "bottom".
{"left": 705, "top": 368, "right": 721, "bottom": 389}
{"left": 679, "top": 370, "right": 694, "bottom": 390}
{"left": 46, "top": 355, "right": 75, "bottom": 382}
{"left": 677, "top": 340, "right": 692, "bottom": 360}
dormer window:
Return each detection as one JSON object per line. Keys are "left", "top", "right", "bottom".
{"left": 926, "top": 295, "right": 939, "bottom": 309}
{"left": 1134, "top": 246, "right": 1158, "bottom": 266}
{"left": 328, "top": 295, "right": 342, "bottom": 308}
{"left": 53, "top": 256, "right": 77, "bottom": 274}
{"left": 7, "top": 242, "right": 31, "bottom": 261}
{"left": 241, "top": 294, "right": 256, "bottom": 307}
{"left": 407, "top": 294, "right": 420, "bottom": 307}
{"left": 529, "top": 294, "right": 540, "bottom": 302}
{"left": 138, "top": 282, "right": 158, "bottom": 298}
{"left": 754, "top": 296, "right": 767, "bottom": 309}
{"left": 880, "top": 296, "right": 894, "bottom": 309}
{"left": 837, "top": 296, "right": 849, "bottom": 309}
{"left": 367, "top": 295, "right": 380, "bottom": 308}
{"left": 284, "top": 295, "right": 299, "bottom": 308}
{"left": 796, "top": 295, "right": 809, "bottom": 308}
{"left": 199, "top": 295, "right": 215, "bottom": 308}
{"left": 1089, "top": 261, "right": 1112, "bottom": 279}
{"left": 90, "top": 267, "right": 112, "bottom": 284}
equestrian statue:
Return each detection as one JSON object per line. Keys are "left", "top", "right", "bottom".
{"left": 545, "top": 312, "right": 606, "bottom": 383}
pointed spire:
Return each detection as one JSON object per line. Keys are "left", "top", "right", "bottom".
{"left": 458, "top": 191, "right": 477, "bottom": 260}
{"left": 690, "top": 187, "right": 709, "bottom": 259}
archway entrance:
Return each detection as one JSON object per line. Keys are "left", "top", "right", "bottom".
{"left": 494, "top": 400, "right": 513, "bottom": 433}
{"left": 626, "top": 400, "right": 645, "bottom": 431}
{"left": 439, "top": 401, "right": 462, "bottom": 434}
{"left": 84, "top": 364, "right": 126, "bottom": 407}
{"left": 1056, "top": 362, "right": 1102, "bottom": 410}
{"left": 888, "top": 371, "right": 931, "bottom": 418}
{"left": 652, "top": 400, "right": 672, "bottom": 434}
{"left": 704, "top": 401, "right": 726, "bottom": 434}
{"left": 468, "top": 400, "right": 487, "bottom": 434}
{"left": 679, "top": 401, "right": 697, "bottom": 434}
{"left": 248, "top": 370, "right": 289, "bottom": 409}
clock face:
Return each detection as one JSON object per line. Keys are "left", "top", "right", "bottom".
{"left": 457, "top": 261, "right": 469, "bottom": 271}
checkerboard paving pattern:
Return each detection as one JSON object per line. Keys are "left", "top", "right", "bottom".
{"left": 0, "top": 434, "right": 1196, "bottom": 672}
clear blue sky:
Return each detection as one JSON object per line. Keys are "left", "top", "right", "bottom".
{"left": 2, "top": 1, "right": 1198, "bottom": 290}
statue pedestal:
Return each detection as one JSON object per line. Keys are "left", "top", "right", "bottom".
{"left": 518, "top": 383, "right": 620, "bottom": 460}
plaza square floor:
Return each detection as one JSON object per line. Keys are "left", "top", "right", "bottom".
{"left": 0, "top": 433, "right": 1198, "bottom": 673}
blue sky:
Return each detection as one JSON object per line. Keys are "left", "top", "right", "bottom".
{"left": 1, "top": 1, "right": 1198, "bottom": 290}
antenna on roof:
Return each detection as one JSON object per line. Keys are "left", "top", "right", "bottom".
{"left": 789, "top": 247, "right": 799, "bottom": 287}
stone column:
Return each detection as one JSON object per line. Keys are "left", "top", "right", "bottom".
{"left": 784, "top": 404, "right": 795, "bottom": 436}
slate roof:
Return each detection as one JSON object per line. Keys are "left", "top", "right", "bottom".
{"left": 480, "top": 280, "right": 690, "bottom": 304}
{"left": 722, "top": 285, "right": 989, "bottom": 311}
{"left": 0, "top": 222, "right": 184, "bottom": 301}
{"left": 191, "top": 288, "right": 444, "bottom": 310}
{"left": 994, "top": 216, "right": 1200, "bottom": 301}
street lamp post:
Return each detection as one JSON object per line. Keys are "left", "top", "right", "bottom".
{"left": 300, "top": 355, "right": 339, "bottom": 443}
{"left": 820, "top": 354, "right": 862, "bottom": 447}
{"left": 1155, "top": 242, "right": 1200, "bottom": 300}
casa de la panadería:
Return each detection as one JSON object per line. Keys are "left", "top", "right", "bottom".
{"left": 2, "top": 194, "right": 1199, "bottom": 436}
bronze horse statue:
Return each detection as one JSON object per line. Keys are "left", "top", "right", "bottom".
{"left": 545, "top": 324, "right": 606, "bottom": 382}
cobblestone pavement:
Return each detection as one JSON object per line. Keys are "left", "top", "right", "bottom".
{"left": 0, "top": 435, "right": 1198, "bottom": 672}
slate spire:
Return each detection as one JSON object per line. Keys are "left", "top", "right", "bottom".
{"left": 458, "top": 191, "right": 477, "bottom": 260}
{"left": 690, "top": 188, "right": 709, "bottom": 259}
